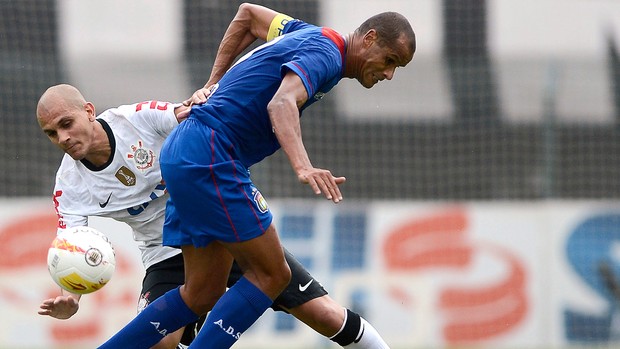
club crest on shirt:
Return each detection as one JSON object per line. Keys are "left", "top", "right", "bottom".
{"left": 127, "top": 140, "right": 155, "bottom": 170}
{"left": 115, "top": 166, "right": 136, "bottom": 186}
{"left": 252, "top": 187, "right": 269, "bottom": 213}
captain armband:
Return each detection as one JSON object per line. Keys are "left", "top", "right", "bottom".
{"left": 266, "top": 13, "right": 294, "bottom": 41}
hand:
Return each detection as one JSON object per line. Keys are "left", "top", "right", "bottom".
{"left": 183, "top": 85, "right": 216, "bottom": 106}
{"left": 297, "top": 168, "right": 346, "bottom": 203}
{"left": 38, "top": 295, "right": 79, "bottom": 319}
{"left": 177, "top": 85, "right": 218, "bottom": 120}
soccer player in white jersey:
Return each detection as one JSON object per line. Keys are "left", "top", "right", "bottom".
{"left": 36, "top": 86, "right": 200, "bottom": 348}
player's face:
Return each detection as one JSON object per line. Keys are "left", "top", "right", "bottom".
{"left": 359, "top": 32, "right": 414, "bottom": 89}
{"left": 38, "top": 102, "right": 96, "bottom": 160}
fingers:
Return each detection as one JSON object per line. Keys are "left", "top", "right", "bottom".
{"left": 305, "top": 176, "right": 321, "bottom": 195}
{"left": 38, "top": 296, "right": 77, "bottom": 311}
{"left": 177, "top": 108, "right": 189, "bottom": 120}
{"left": 39, "top": 296, "right": 78, "bottom": 319}
{"left": 326, "top": 176, "right": 344, "bottom": 203}
{"left": 39, "top": 298, "right": 54, "bottom": 308}
{"left": 192, "top": 90, "right": 209, "bottom": 104}
{"left": 334, "top": 176, "right": 346, "bottom": 184}
{"left": 38, "top": 299, "right": 55, "bottom": 316}
{"left": 187, "top": 86, "right": 216, "bottom": 106}
{"left": 300, "top": 171, "right": 345, "bottom": 203}
{"left": 316, "top": 176, "right": 340, "bottom": 203}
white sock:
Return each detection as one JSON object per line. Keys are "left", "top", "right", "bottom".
{"left": 343, "top": 317, "right": 390, "bottom": 349}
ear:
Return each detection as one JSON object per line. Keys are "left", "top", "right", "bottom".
{"left": 362, "top": 29, "right": 378, "bottom": 48}
{"left": 84, "top": 102, "right": 96, "bottom": 121}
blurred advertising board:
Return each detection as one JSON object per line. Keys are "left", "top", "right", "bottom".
{"left": 0, "top": 199, "right": 618, "bottom": 348}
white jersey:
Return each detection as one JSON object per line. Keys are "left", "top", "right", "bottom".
{"left": 52, "top": 101, "right": 182, "bottom": 269}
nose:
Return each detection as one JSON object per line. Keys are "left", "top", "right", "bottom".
{"left": 384, "top": 67, "right": 395, "bottom": 81}
{"left": 58, "top": 130, "right": 70, "bottom": 145}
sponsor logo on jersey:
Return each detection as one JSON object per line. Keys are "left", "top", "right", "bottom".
{"left": 127, "top": 140, "right": 155, "bottom": 170}
{"left": 99, "top": 192, "right": 112, "bottom": 208}
{"left": 115, "top": 166, "right": 136, "bottom": 186}
{"left": 252, "top": 187, "right": 269, "bottom": 213}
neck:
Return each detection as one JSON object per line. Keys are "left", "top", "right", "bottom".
{"left": 84, "top": 120, "right": 112, "bottom": 167}
{"left": 343, "top": 32, "right": 363, "bottom": 79}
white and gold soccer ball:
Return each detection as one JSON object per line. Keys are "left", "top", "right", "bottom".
{"left": 47, "top": 226, "right": 116, "bottom": 294}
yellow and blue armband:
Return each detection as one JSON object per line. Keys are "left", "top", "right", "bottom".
{"left": 267, "top": 13, "right": 294, "bottom": 41}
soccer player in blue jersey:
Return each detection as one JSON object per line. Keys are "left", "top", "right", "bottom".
{"left": 99, "top": 3, "right": 415, "bottom": 348}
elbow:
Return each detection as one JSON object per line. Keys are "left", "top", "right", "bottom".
{"left": 267, "top": 94, "right": 292, "bottom": 114}
{"left": 236, "top": 3, "right": 262, "bottom": 38}
{"left": 237, "top": 3, "right": 255, "bottom": 20}
{"left": 238, "top": 3, "right": 251, "bottom": 14}
{"left": 266, "top": 98, "right": 281, "bottom": 118}
{"left": 234, "top": 3, "right": 253, "bottom": 26}
{"left": 267, "top": 96, "right": 291, "bottom": 127}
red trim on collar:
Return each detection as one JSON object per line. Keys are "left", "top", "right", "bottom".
{"left": 322, "top": 27, "right": 346, "bottom": 70}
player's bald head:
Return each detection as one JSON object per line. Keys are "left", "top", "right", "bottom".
{"left": 37, "top": 84, "right": 87, "bottom": 121}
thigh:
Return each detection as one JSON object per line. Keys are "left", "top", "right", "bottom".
{"left": 139, "top": 253, "right": 185, "bottom": 311}
{"left": 222, "top": 224, "right": 290, "bottom": 298}
{"left": 180, "top": 242, "right": 234, "bottom": 313}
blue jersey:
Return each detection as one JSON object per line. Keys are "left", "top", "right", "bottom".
{"left": 161, "top": 20, "right": 346, "bottom": 246}
{"left": 191, "top": 20, "right": 346, "bottom": 167}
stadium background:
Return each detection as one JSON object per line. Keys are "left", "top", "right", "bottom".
{"left": 1, "top": 0, "right": 619, "bottom": 348}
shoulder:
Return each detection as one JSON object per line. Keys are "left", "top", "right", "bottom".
{"left": 286, "top": 27, "right": 344, "bottom": 64}
{"left": 100, "top": 102, "right": 179, "bottom": 136}
{"left": 54, "top": 157, "right": 88, "bottom": 203}
{"left": 101, "top": 102, "right": 176, "bottom": 121}
{"left": 96, "top": 107, "right": 129, "bottom": 125}
{"left": 281, "top": 19, "right": 316, "bottom": 35}
{"left": 55, "top": 154, "right": 79, "bottom": 179}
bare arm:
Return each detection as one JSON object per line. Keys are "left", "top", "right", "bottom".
{"left": 181, "top": 3, "right": 286, "bottom": 110}
{"left": 267, "top": 71, "right": 345, "bottom": 203}
{"left": 206, "top": 3, "right": 283, "bottom": 87}
{"left": 173, "top": 104, "right": 191, "bottom": 123}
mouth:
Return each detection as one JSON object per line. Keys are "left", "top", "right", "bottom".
{"left": 64, "top": 143, "right": 79, "bottom": 154}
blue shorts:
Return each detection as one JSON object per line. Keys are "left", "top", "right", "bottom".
{"left": 160, "top": 118, "right": 272, "bottom": 247}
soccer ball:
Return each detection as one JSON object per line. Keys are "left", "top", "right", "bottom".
{"left": 47, "top": 226, "right": 116, "bottom": 294}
